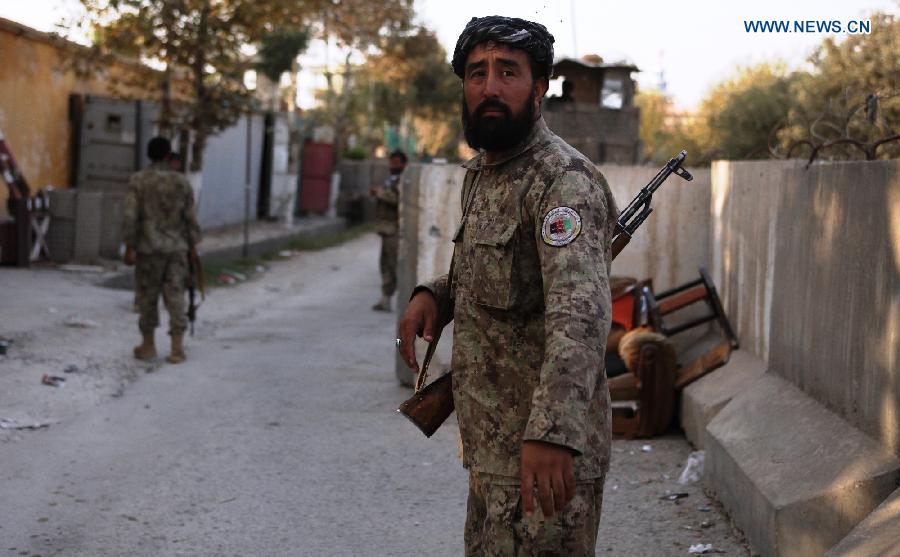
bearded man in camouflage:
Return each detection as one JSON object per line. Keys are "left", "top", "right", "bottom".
{"left": 122, "top": 137, "right": 201, "bottom": 364}
{"left": 398, "top": 16, "right": 617, "bottom": 556}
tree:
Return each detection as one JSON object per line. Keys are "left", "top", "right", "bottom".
{"left": 635, "top": 89, "right": 702, "bottom": 164}
{"left": 693, "top": 63, "right": 797, "bottom": 162}
{"left": 341, "top": 26, "right": 461, "bottom": 159}
{"left": 256, "top": 27, "right": 311, "bottom": 111}
{"left": 778, "top": 11, "right": 900, "bottom": 161}
{"left": 74, "top": 0, "right": 413, "bottom": 169}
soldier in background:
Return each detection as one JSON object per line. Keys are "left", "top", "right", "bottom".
{"left": 122, "top": 137, "right": 201, "bottom": 364}
{"left": 370, "top": 150, "right": 407, "bottom": 312}
{"left": 133, "top": 151, "right": 185, "bottom": 313}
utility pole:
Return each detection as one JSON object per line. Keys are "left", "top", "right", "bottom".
{"left": 243, "top": 113, "right": 252, "bottom": 258}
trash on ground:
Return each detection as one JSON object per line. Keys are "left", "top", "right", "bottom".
{"left": 41, "top": 374, "right": 66, "bottom": 387}
{"left": 278, "top": 250, "right": 294, "bottom": 258}
{"left": 63, "top": 365, "right": 79, "bottom": 374}
{"left": 688, "top": 543, "right": 713, "bottom": 554}
{"left": 222, "top": 269, "right": 247, "bottom": 281}
{"left": 217, "top": 273, "right": 238, "bottom": 285}
{"left": 255, "top": 265, "right": 268, "bottom": 273}
{"left": 660, "top": 492, "right": 690, "bottom": 501}
{"left": 59, "top": 264, "right": 104, "bottom": 273}
{"left": 0, "top": 418, "right": 54, "bottom": 430}
{"left": 679, "top": 450, "right": 706, "bottom": 485}
{"left": 641, "top": 444, "right": 653, "bottom": 453}
{"left": 700, "top": 520, "right": 714, "bottom": 529}
{"left": 0, "top": 339, "right": 9, "bottom": 355}
{"left": 63, "top": 315, "right": 99, "bottom": 328}
{"left": 697, "top": 505, "right": 712, "bottom": 512}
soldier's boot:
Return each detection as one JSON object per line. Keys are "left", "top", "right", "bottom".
{"left": 372, "top": 294, "right": 391, "bottom": 312}
{"left": 167, "top": 333, "right": 186, "bottom": 364}
{"left": 133, "top": 329, "right": 157, "bottom": 361}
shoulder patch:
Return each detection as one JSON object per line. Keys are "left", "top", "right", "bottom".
{"left": 541, "top": 206, "right": 582, "bottom": 247}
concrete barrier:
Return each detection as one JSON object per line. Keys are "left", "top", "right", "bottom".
{"left": 825, "top": 486, "right": 900, "bottom": 557}
{"left": 680, "top": 349, "right": 766, "bottom": 449}
{"left": 702, "top": 159, "right": 900, "bottom": 556}
{"left": 709, "top": 160, "right": 804, "bottom": 362}
{"left": 768, "top": 161, "right": 899, "bottom": 454}
{"left": 394, "top": 163, "right": 463, "bottom": 386}
{"left": 705, "top": 373, "right": 899, "bottom": 557}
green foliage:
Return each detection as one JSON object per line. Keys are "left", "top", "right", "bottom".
{"left": 636, "top": 66, "right": 796, "bottom": 165}
{"left": 342, "top": 26, "right": 461, "bottom": 159}
{"left": 699, "top": 64, "right": 797, "bottom": 161}
{"left": 639, "top": 11, "right": 898, "bottom": 164}
{"left": 778, "top": 12, "right": 900, "bottom": 160}
{"left": 344, "top": 146, "right": 368, "bottom": 160}
{"left": 75, "top": 0, "right": 413, "bottom": 169}
{"left": 256, "top": 28, "right": 310, "bottom": 83}
{"left": 635, "top": 89, "right": 702, "bottom": 164}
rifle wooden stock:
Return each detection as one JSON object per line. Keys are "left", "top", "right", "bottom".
{"left": 397, "top": 151, "right": 692, "bottom": 437}
{"left": 397, "top": 372, "right": 453, "bottom": 437}
{"left": 611, "top": 225, "right": 630, "bottom": 259}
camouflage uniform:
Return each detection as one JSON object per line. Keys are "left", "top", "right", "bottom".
{"left": 374, "top": 173, "right": 401, "bottom": 297}
{"left": 418, "top": 118, "right": 617, "bottom": 554}
{"left": 122, "top": 162, "right": 201, "bottom": 336}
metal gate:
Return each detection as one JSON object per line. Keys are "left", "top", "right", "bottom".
{"left": 69, "top": 95, "right": 161, "bottom": 258}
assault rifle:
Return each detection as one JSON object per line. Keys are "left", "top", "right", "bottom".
{"left": 397, "top": 151, "right": 694, "bottom": 437}
{"left": 187, "top": 248, "right": 205, "bottom": 336}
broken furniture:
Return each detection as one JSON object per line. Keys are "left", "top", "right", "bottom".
{"left": 607, "top": 267, "right": 739, "bottom": 438}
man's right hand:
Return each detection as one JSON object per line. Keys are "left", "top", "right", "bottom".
{"left": 397, "top": 291, "right": 438, "bottom": 373}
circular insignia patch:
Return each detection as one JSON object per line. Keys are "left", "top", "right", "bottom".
{"left": 542, "top": 207, "right": 582, "bottom": 247}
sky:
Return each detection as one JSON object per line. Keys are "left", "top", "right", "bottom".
{"left": 1, "top": 0, "right": 896, "bottom": 109}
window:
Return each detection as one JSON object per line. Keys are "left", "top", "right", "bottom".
{"left": 601, "top": 78, "right": 624, "bottom": 109}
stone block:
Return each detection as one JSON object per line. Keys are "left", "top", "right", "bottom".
{"left": 680, "top": 348, "right": 766, "bottom": 449}
{"left": 705, "top": 373, "right": 900, "bottom": 557}
{"left": 826, "top": 487, "right": 900, "bottom": 557}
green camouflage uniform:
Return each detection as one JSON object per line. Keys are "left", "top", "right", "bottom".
{"left": 374, "top": 173, "right": 401, "bottom": 297}
{"left": 122, "top": 162, "right": 201, "bottom": 336}
{"left": 417, "top": 118, "right": 617, "bottom": 554}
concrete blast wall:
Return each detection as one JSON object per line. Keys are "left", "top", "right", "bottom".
{"left": 768, "top": 161, "right": 899, "bottom": 454}
{"left": 703, "top": 159, "right": 899, "bottom": 557}
{"left": 709, "top": 160, "right": 804, "bottom": 363}
{"left": 710, "top": 160, "right": 900, "bottom": 454}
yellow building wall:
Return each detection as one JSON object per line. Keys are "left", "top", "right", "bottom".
{"left": 0, "top": 18, "right": 157, "bottom": 217}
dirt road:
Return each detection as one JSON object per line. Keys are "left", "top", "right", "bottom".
{"left": 0, "top": 233, "right": 748, "bottom": 556}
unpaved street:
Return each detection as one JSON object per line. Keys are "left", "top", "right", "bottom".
{"left": 0, "top": 233, "right": 748, "bottom": 556}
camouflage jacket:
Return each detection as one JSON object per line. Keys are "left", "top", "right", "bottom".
{"left": 419, "top": 118, "right": 617, "bottom": 480}
{"left": 373, "top": 173, "right": 401, "bottom": 236}
{"left": 122, "top": 163, "right": 201, "bottom": 254}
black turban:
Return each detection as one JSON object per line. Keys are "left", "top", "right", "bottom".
{"left": 451, "top": 16, "right": 555, "bottom": 81}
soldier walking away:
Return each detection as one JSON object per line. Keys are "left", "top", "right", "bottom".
{"left": 370, "top": 150, "right": 407, "bottom": 312}
{"left": 398, "top": 16, "right": 618, "bottom": 555}
{"left": 122, "top": 137, "right": 201, "bottom": 364}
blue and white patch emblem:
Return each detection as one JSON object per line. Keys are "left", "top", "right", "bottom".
{"left": 541, "top": 207, "right": 582, "bottom": 247}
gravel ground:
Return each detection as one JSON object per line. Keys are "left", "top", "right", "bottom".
{"left": 0, "top": 233, "right": 750, "bottom": 556}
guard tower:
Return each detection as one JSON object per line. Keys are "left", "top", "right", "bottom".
{"left": 543, "top": 57, "right": 641, "bottom": 164}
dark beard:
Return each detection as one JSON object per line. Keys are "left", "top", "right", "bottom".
{"left": 462, "top": 92, "right": 536, "bottom": 152}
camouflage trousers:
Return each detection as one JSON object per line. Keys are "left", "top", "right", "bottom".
{"left": 465, "top": 472, "right": 605, "bottom": 557}
{"left": 378, "top": 233, "right": 398, "bottom": 296}
{"left": 135, "top": 252, "right": 188, "bottom": 336}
